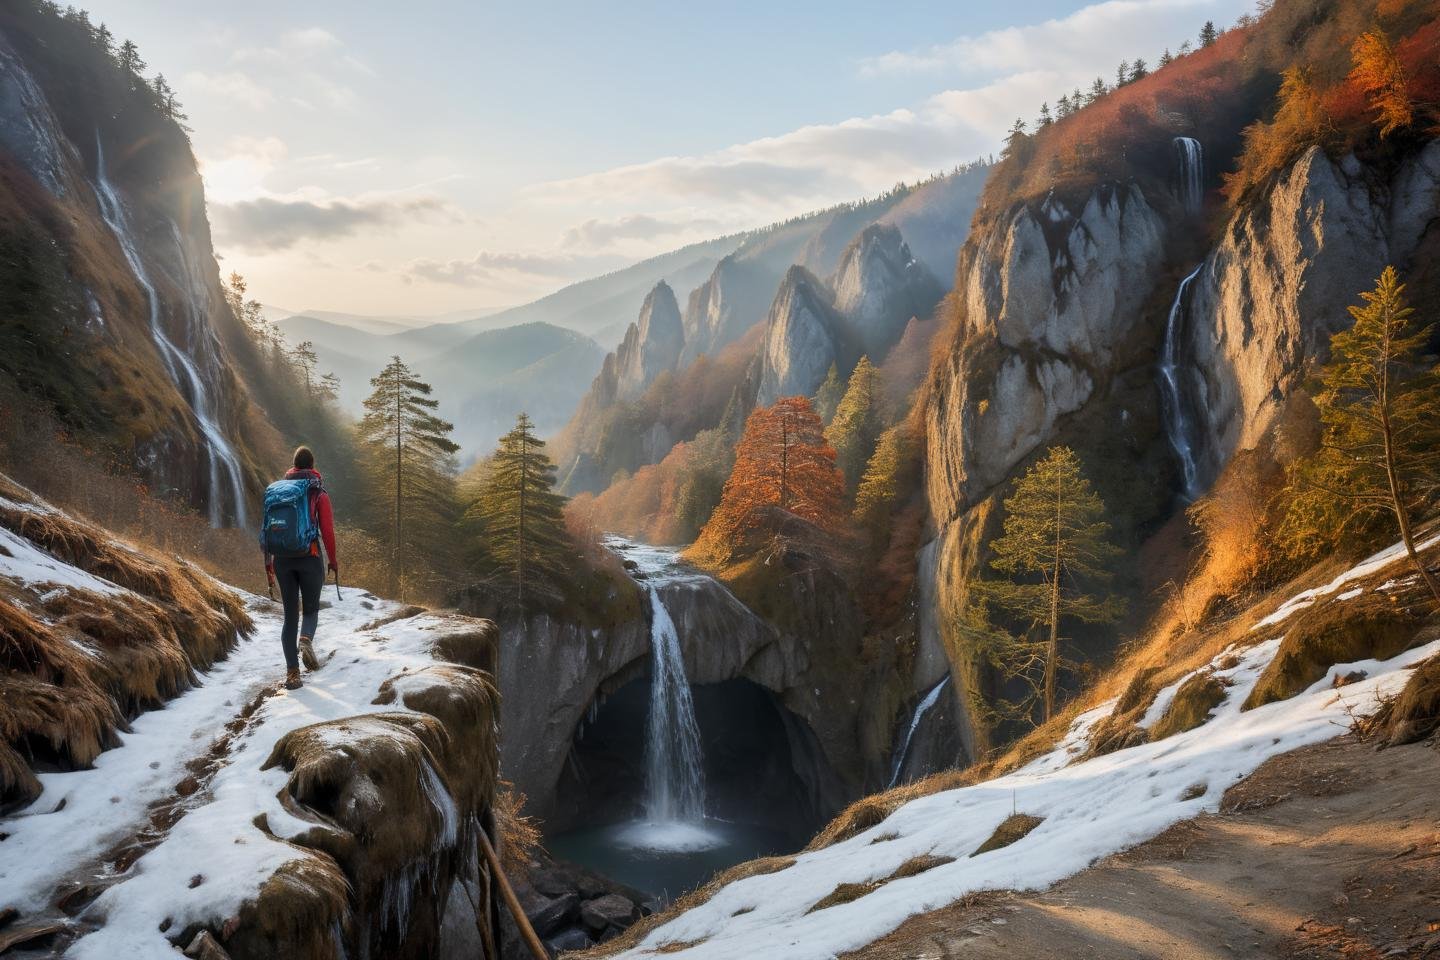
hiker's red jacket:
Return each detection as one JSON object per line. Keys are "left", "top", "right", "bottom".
{"left": 264, "top": 468, "right": 338, "bottom": 573}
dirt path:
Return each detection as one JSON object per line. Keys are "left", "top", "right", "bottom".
{"left": 844, "top": 736, "right": 1440, "bottom": 960}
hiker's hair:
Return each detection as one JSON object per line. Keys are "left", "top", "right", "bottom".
{"left": 292, "top": 446, "right": 315, "bottom": 470}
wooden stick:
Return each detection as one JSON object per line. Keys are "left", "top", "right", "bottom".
{"left": 478, "top": 829, "right": 549, "bottom": 960}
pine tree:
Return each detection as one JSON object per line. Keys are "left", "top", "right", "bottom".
{"left": 692, "top": 397, "right": 844, "bottom": 562}
{"left": 319, "top": 372, "right": 341, "bottom": 404}
{"left": 1129, "top": 58, "right": 1148, "bottom": 83}
{"left": 1057, "top": 94, "right": 1073, "bottom": 118}
{"left": 117, "top": 39, "right": 144, "bottom": 77}
{"left": 94, "top": 22, "right": 114, "bottom": 56}
{"left": 464, "top": 413, "right": 570, "bottom": 609}
{"left": 1199, "top": 21, "right": 1218, "bottom": 47}
{"left": 1280, "top": 268, "right": 1440, "bottom": 604}
{"left": 973, "top": 446, "right": 1122, "bottom": 721}
{"left": 1159, "top": 47, "right": 1174, "bottom": 67}
{"left": 813, "top": 363, "right": 844, "bottom": 424}
{"left": 853, "top": 422, "right": 919, "bottom": 539}
{"left": 825, "top": 356, "right": 883, "bottom": 496}
{"left": 357, "top": 357, "right": 460, "bottom": 597}
{"left": 1087, "top": 77, "right": 1108, "bottom": 104}
{"left": 1001, "top": 117, "right": 1032, "bottom": 165}
{"left": 1350, "top": 29, "right": 1413, "bottom": 138}
{"left": 1037, "top": 102, "right": 1053, "bottom": 127}
{"left": 291, "top": 341, "right": 319, "bottom": 399}
{"left": 1116, "top": 60, "right": 1130, "bottom": 88}
{"left": 1179, "top": 40, "right": 1193, "bottom": 56}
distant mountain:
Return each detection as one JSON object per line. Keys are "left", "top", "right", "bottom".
{"left": 281, "top": 314, "right": 605, "bottom": 454}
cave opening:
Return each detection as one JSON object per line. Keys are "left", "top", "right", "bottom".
{"left": 547, "top": 676, "right": 827, "bottom": 899}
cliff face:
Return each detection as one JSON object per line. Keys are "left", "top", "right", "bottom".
{"left": 0, "top": 12, "right": 262, "bottom": 524}
{"left": 920, "top": 139, "right": 1440, "bottom": 754}
{"left": 1186, "top": 143, "right": 1440, "bottom": 482}
{"left": 680, "top": 254, "right": 780, "bottom": 367}
{"left": 927, "top": 184, "right": 1168, "bottom": 524}
{"left": 755, "top": 266, "right": 848, "bottom": 406}
{"left": 831, "top": 224, "right": 944, "bottom": 361}
{"left": 613, "top": 281, "right": 684, "bottom": 400}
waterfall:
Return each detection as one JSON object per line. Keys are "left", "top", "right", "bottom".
{"left": 93, "top": 135, "right": 247, "bottom": 527}
{"left": 642, "top": 585, "right": 706, "bottom": 823}
{"left": 888, "top": 676, "right": 950, "bottom": 789}
{"left": 1173, "top": 137, "right": 1203, "bottom": 214}
{"left": 1159, "top": 265, "right": 1205, "bottom": 500}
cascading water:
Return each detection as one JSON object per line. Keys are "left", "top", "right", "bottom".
{"left": 93, "top": 134, "right": 247, "bottom": 527}
{"left": 888, "top": 676, "right": 950, "bottom": 788}
{"left": 1173, "top": 136, "right": 1203, "bottom": 214}
{"left": 1159, "top": 265, "right": 1205, "bottom": 500}
{"left": 641, "top": 585, "right": 707, "bottom": 824}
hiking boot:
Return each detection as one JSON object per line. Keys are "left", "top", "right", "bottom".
{"left": 284, "top": 668, "right": 303, "bottom": 690}
{"left": 299, "top": 636, "right": 319, "bottom": 671}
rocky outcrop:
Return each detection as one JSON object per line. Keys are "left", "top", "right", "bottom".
{"left": 1185, "top": 143, "right": 1440, "bottom": 483}
{"left": 613, "top": 281, "right": 684, "bottom": 400}
{"left": 679, "top": 254, "right": 779, "bottom": 366}
{"left": 830, "top": 224, "right": 944, "bottom": 360}
{"left": 755, "top": 266, "right": 848, "bottom": 405}
{"left": 927, "top": 184, "right": 1167, "bottom": 524}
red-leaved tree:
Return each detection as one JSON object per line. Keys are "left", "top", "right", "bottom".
{"left": 690, "top": 397, "right": 844, "bottom": 562}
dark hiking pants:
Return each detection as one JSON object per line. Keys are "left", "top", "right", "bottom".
{"left": 275, "top": 554, "right": 324, "bottom": 671}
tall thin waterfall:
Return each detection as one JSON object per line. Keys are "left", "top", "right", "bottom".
{"left": 1159, "top": 265, "right": 1205, "bottom": 500}
{"left": 888, "top": 676, "right": 950, "bottom": 788}
{"left": 1173, "top": 137, "right": 1203, "bottom": 214}
{"left": 642, "top": 585, "right": 706, "bottom": 823}
{"left": 93, "top": 135, "right": 247, "bottom": 527}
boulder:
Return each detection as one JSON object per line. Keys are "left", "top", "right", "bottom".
{"left": 527, "top": 892, "right": 580, "bottom": 937}
{"left": 544, "top": 927, "right": 594, "bottom": 955}
{"left": 580, "top": 894, "right": 640, "bottom": 933}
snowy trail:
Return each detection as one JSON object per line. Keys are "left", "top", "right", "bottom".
{"left": 0, "top": 568, "right": 478, "bottom": 958}
{"left": 613, "top": 541, "right": 1440, "bottom": 960}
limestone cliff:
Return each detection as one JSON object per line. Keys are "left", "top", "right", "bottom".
{"left": 613, "top": 281, "right": 684, "bottom": 401}
{"left": 830, "top": 224, "right": 944, "bottom": 361}
{"left": 755, "top": 266, "right": 849, "bottom": 406}
{"left": 1185, "top": 142, "right": 1440, "bottom": 484}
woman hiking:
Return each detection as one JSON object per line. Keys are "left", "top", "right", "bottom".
{"left": 259, "top": 446, "right": 339, "bottom": 690}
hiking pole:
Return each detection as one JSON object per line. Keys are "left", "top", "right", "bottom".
{"left": 478, "top": 829, "right": 548, "bottom": 960}
{"left": 333, "top": 568, "right": 343, "bottom": 602}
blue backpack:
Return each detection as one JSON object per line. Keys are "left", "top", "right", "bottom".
{"left": 260, "top": 477, "right": 320, "bottom": 558}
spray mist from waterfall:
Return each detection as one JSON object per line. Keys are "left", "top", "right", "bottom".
{"left": 93, "top": 134, "right": 247, "bottom": 527}
{"left": 1159, "top": 265, "right": 1205, "bottom": 500}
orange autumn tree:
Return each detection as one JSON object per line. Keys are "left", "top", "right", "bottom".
{"left": 689, "top": 396, "right": 844, "bottom": 563}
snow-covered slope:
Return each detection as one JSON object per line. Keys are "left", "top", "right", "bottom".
{"left": 607, "top": 540, "right": 1439, "bottom": 960}
{"left": 0, "top": 480, "right": 500, "bottom": 958}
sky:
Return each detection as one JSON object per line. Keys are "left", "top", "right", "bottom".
{"left": 81, "top": 0, "right": 1256, "bottom": 318}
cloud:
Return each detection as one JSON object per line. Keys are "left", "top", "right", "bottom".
{"left": 181, "top": 70, "right": 273, "bottom": 109}
{"left": 527, "top": 0, "right": 1250, "bottom": 218}
{"left": 402, "top": 250, "right": 628, "bottom": 286}
{"left": 859, "top": 0, "right": 1250, "bottom": 77}
{"left": 529, "top": 73, "right": 1052, "bottom": 213}
{"left": 211, "top": 194, "right": 452, "bottom": 252}
{"left": 560, "top": 213, "right": 726, "bottom": 251}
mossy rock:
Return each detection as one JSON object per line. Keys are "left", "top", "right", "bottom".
{"left": 1151, "top": 672, "right": 1227, "bottom": 740}
{"left": 1244, "top": 591, "right": 1427, "bottom": 711}
{"left": 971, "top": 813, "right": 1044, "bottom": 856}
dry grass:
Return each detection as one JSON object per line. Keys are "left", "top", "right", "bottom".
{"left": 1357, "top": 654, "right": 1440, "bottom": 745}
{"left": 1150, "top": 672, "right": 1229, "bottom": 741}
{"left": 808, "top": 854, "right": 957, "bottom": 914}
{"left": 1244, "top": 584, "right": 1433, "bottom": 710}
{"left": 0, "top": 475, "right": 252, "bottom": 812}
{"left": 971, "top": 814, "right": 1044, "bottom": 857}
